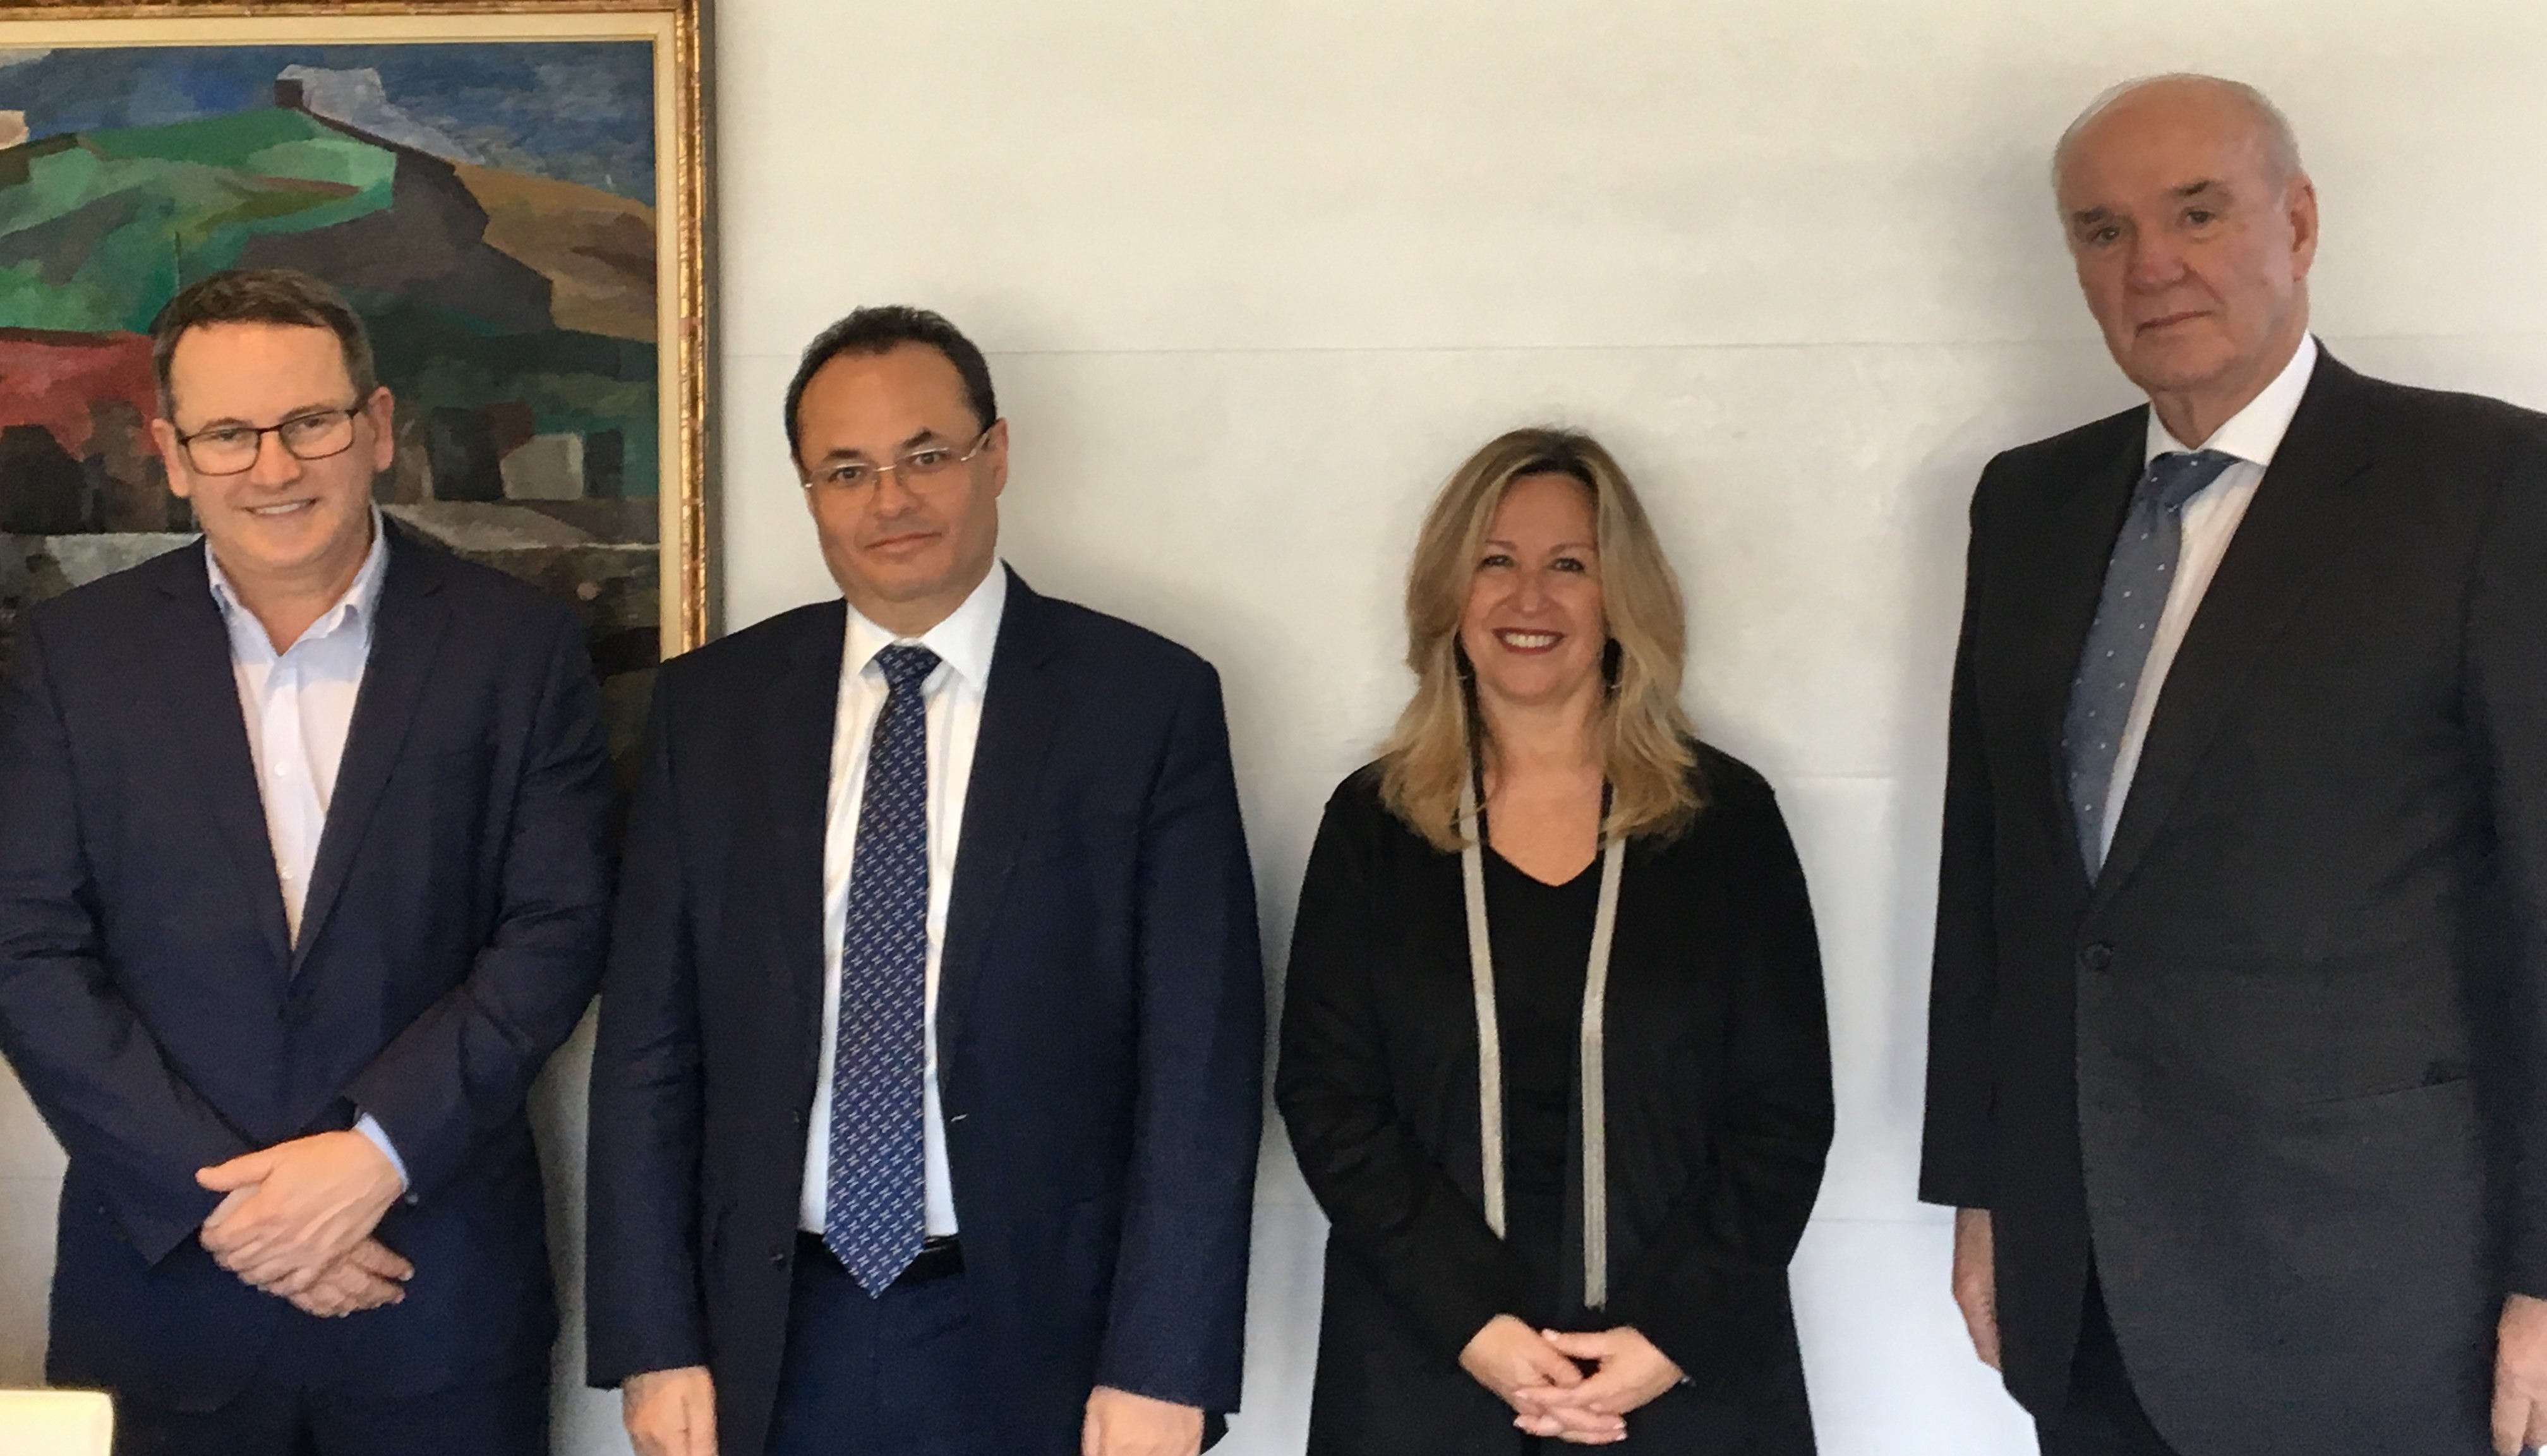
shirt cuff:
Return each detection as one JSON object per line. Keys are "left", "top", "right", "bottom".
{"left": 353, "top": 1112, "right": 412, "bottom": 1193}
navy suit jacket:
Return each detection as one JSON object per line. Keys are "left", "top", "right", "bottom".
{"left": 586, "top": 570, "right": 1264, "bottom": 1456}
{"left": 0, "top": 524, "right": 613, "bottom": 1411}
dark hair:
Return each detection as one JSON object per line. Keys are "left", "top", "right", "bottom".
{"left": 783, "top": 305, "right": 998, "bottom": 464}
{"left": 149, "top": 268, "right": 378, "bottom": 420}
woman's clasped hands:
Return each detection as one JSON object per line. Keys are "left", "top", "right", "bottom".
{"left": 1460, "top": 1314, "right": 1685, "bottom": 1445}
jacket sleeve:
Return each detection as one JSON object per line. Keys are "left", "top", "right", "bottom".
{"left": 2466, "top": 430, "right": 2547, "bottom": 1298}
{"left": 1918, "top": 471, "right": 2003, "bottom": 1210}
{"left": 0, "top": 613, "right": 254, "bottom": 1263}
{"left": 584, "top": 670, "right": 710, "bottom": 1383}
{"left": 340, "top": 611, "right": 615, "bottom": 1200}
{"left": 1093, "top": 662, "right": 1266, "bottom": 1412}
{"left": 1275, "top": 783, "right": 1531, "bottom": 1365}
{"left": 1606, "top": 783, "right": 1833, "bottom": 1385}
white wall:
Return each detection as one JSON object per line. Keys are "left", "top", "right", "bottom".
{"left": 9, "top": 1, "right": 2547, "bottom": 1452}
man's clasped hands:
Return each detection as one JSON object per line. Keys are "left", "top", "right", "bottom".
{"left": 193, "top": 1128, "right": 411, "bottom": 1318}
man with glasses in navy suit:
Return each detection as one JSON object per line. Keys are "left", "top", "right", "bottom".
{"left": 0, "top": 268, "right": 614, "bottom": 1453}
{"left": 587, "top": 305, "right": 1263, "bottom": 1456}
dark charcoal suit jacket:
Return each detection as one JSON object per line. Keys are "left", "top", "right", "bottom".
{"left": 1920, "top": 351, "right": 2547, "bottom": 1455}
{"left": 585, "top": 569, "right": 1264, "bottom": 1456}
{"left": 0, "top": 524, "right": 614, "bottom": 1411}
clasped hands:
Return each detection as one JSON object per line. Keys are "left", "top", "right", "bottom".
{"left": 195, "top": 1129, "right": 411, "bottom": 1318}
{"left": 1461, "top": 1313, "right": 1683, "bottom": 1445}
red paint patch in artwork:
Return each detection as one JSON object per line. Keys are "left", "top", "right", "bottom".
{"left": 0, "top": 328, "right": 160, "bottom": 459}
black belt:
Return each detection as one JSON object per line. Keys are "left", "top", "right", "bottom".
{"left": 796, "top": 1229, "right": 964, "bottom": 1287}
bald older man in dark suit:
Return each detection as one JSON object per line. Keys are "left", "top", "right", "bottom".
{"left": 1922, "top": 75, "right": 2547, "bottom": 1456}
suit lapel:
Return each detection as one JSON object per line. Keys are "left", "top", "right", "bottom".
{"left": 152, "top": 550, "right": 292, "bottom": 968}
{"left": 2092, "top": 356, "right": 2380, "bottom": 906}
{"left": 291, "top": 526, "right": 449, "bottom": 974}
{"left": 766, "top": 601, "right": 848, "bottom": 1059}
{"left": 2030, "top": 417, "right": 2148, "bottom": 891}
{"left": 935, "top": 569, "right": 1066, "bottom": 1097}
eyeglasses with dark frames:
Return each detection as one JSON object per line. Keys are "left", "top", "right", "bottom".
{"left": 173, "top": 404, "right": 364, "bottom": 476}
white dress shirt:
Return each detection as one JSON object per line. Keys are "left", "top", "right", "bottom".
{"left": 2095, "top": 334, "right": 2320, "bottom": 858}
{"left": 799, "top": 562, "right": 1008, "bottom": 1237}
{"left": 207, "top": 510, "right": 407, "bottom": 1184}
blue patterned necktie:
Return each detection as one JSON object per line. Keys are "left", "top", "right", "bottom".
{"left": 825, "top": 642, "right": 941, "bottom": 1295}
{"left": 2063, "top": 448, "right": 2239, "bottom": 877}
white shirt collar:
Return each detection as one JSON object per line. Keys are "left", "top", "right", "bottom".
{"left": 841, "top": 558, "right": 1008, "bottom": 691}
{"left": 2145, "top": 332, "right": 2320, "bottom": 467}
{"left": 207, "top": 507, "right": 393, "bottom": 654}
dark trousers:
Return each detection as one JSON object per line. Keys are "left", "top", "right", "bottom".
{"left": 112, "top": 1359, "right": 545, "bottom": 1456}
{"left": 2037, "top": 1272, "right": 2180, "bottom": 1456}
{"left": 768, "top": 1232, "right": 994, "bottom": 1456}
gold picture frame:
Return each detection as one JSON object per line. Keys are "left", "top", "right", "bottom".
{"left": 0, "top": 0, "right": 712, "bottom": 758}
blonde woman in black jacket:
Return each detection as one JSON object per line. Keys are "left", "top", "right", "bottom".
{"left": 1277, "top": 428, "right": 1832, "bottom": 1453}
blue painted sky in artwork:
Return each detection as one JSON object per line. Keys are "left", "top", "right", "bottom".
{"left": 0, "top": 43, "right": 655, "bottom": 202}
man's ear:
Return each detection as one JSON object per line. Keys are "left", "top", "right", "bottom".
{"left": 364, "top": 385, "right": 397, "bottom": 472}
{"left": 148, "top": 416, "right": 195, "bottom": 500}
{"left": 2285, "top": 174, "right": 2320, "bottom": 280}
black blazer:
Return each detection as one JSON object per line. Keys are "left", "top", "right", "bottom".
{"left": 1920, "top": 352, "right": 2547, "bottom": 1454}
{"left": 584, "top": 570, "right": 1264, "bottom": 1456}
{"left": 1276, "top": 747, "right": 1830, "bottom": 1455}
{"left": 0, "top": 525, "right": 614, "bottom": 1410}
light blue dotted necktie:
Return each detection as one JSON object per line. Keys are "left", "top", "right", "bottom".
{"left": 825, "top": 642, "right": 940, "bottom": 1296}
{"left": 2063, "top": 449, "right": 2239, "bottom": 877}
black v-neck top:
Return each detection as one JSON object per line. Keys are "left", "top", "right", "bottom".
{"left": 1481, "top": 845, "right": 1598, "bottom": 1316}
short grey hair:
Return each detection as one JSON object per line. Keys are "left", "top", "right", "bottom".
{"left": 2052, "top": 73, "right": 2304, "bottom": 194}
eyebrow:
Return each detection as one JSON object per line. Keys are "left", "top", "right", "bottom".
{"left": 2071, "top": 178, "right": 2231, "bottom": 229}
{"left": 1483, "top": 536, "right": 1598, "bottom": 552}
{"left": 183, "top": 400, "right": 346, "bottom": 432}
{"left": 815, "top": 426, "right": 947, "bottom": 464}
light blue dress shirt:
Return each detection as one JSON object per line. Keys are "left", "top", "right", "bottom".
{"left": 207, "top": 510, "right": 409, "bottom": 1189}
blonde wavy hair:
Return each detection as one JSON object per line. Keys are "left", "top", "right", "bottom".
{"left": 1378, "top": 428, "right": 1702, "bottom": 851}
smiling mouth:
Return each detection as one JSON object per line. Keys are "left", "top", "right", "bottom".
{"left": 246, "top": 500, "right": 317, "bottom": 519}
{"left": 1493, "top": 629, "right": 1562, "bottom": 653}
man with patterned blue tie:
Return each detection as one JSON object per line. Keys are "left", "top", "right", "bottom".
{"left": 586, "top": 306, "right": 1263, "bottom": 1456}
{"left": 1920, "top": 75, "right": 2547, "bottom": 1455}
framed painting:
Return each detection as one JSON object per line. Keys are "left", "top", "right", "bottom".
{"left": 0, "top": 0, "right": 709, "bottom": 766}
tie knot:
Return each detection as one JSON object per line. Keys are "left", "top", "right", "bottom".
{"left": 873, "top": 643, "right": 940, "bottom": 693}
{"left": 2143, "top": 449, "right": 2239, "bottom": 514}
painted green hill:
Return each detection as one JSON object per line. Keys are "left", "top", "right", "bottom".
{"left": 0, "top": 109, "right": 397, "bottom": 333}
{"left": 0, "top": 102, "right": 661, "bottom": 504}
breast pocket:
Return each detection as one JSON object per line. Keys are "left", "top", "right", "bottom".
{"left": 392, "top": 742, "right": 496, "bottom": 786}
{"left": 1023, "top": 791, "right": 1141, "bottom": 872}
{"left": 374, "top": 742, "right": 498, "bottom": 889}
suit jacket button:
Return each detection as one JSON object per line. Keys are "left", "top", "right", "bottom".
{"left": 769, "top": 1242, "right": 789, "bottom": 1267}
{"left": 2080, "top": 943, "right": 2116, "bottom": 972}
